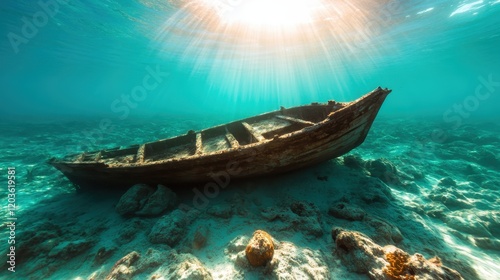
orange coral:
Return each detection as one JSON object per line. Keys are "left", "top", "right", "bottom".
{"left": 383, "top": 250, "right": 415, "bottom": 280}
{"left": 245, "top": 230, "right": 274, "bottom": 266}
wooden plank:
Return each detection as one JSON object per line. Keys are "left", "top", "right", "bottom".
{"left": 276, "top": 115, "right": 315, "bottom": 126}
{"left": 136, "top": 144, "right": 146, "bottom": 163}
{"left": 225, "top": 127, "right": 240, "bottom": 148}
{"left": 77, "top": 152, "right": 86, "bottom": 162}
{"left": 195, "top": 133, "right": 203, "bottom": 155}
{"left": 95, "top": 151, "right": 102, "bottom": 161}
{"left": 242, "top": 122, "right": 266, "bottom": 142}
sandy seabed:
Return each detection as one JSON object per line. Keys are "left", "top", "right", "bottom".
{"left": 0, "top": 116, "right": 499, "bottom": 279}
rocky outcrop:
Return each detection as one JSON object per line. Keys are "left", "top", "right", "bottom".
{"left": 105, "top": 249, "right": 212, "bottom": 280}
{"left": 333, "top": 229, "right": 464, "bottom": 280}
{"left": 106, "top": 251, "right": 141, "bottom": 280}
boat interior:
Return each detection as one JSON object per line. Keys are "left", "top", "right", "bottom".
{"left": 68, "top": 102, "right": 341, "bottom": 165}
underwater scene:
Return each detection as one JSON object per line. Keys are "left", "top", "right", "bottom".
{"left": 1, "top": 0, "right": 500, "bottom": 279}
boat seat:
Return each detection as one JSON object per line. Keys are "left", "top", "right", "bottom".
{"left": 136, "top": 144, "right": 146, "bottom": 163}
{"left": 195, "top": 133, "right": 203, "bottom": 155}
{"left": 225, "top": 127, "right": 240, "bottom": 148}
{"left": 242, "top": 122, "right": 266, "bottom": 142}
{"left": 275, "top": 115, "right": 315, "bottom": 126}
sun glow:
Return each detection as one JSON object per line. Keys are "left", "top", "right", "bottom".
{"left": 216, "top": 0, "right": 323, "bottom": 29}
{"left": 155, "top": 0, "right": 397, "bottom": 104}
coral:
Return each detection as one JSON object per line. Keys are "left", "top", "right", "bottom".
{"left": 383, "top": 250, "right": 415, "bottom": 280}
{"left": 245, "top": 230, "right": 274, "bottom": 266}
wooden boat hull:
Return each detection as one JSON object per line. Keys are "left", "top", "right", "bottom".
{"left": 49, "top": 87, "right": 391, "bottom": 189}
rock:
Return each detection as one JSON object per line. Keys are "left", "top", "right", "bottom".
{"left": 48, "top": 239, "right": 95, "bottom": 260}
{"left": 334, "top": 229, "right": 464, "bottom": 280}
{"left": 438, "top": 177, "right": 457, "bottom": 187}
{"left": 473, "top": 237, "right": 500, "bottom": 251}
{"left": 366, "top": 217, "right": 404, "bottom": 244}
{"left": 268, "top": 242, "right": 330, "bottom": 279}
{"left": 428, "top": 190, "right": 473, "bottom": 209}
{"left": 115, "top": 219, "right": 146, "bottom": 245}
{"left": 328, "top": 202, "right": 365, "bottom": 221}
{"left": 225, "top": 236, "right": 250, "bottom": 255}
{"left": 105, "top": 251, "right": 140, "bottom": 280}
{"left": 261, "top": 202, "right": 324, "bottom": 238}
{"left": 482, "top": 180, "right": 500, "bottom": 191}
{"left": 290, "top": 201, "right": 315, "bottom": 217}
{"left": 245, "top": 230, "right": 275, "bottom": 267}
{"left": 207, "top": 204, "right": 233, "bottom": 219}
{"left": 229, "top": 234, "right": 329, "bottom": 279}
{"left": 149, "top": 209, "right": 190, "bottom": 246}
{"left": 444, "top": 210, "right": 492, "bottom": 237}
{"left": 156, "top": 253, "right": 213, "bottom": 280}
{"left": 115, "top": 184, "right": 154, "bottom": 216}
{"left": 364, "top": 158, "right": 400, "bottom": 184}
{"left": 93, "top": 247, "right": 117, "bottom": 266}
{"left": 477, "top": 150, "right": 499, "bottom": 168}
{"left": 424, "top": 202, "right": 449, "bottom": 220}
{"left": 260, "top": 206, "right": 281, "bottom": 221}
{"left": 135, "top": 248, "right": 172, "bottom": 272}
{"left": 135, "top": 184, "right": 177, "bottom": 216}
{"left": 334, "top": 230, "right": 387, "bottom": 276}
{"left": 467, "top": 174, "right": 487, "bottom": 184}
{"left": 192, "top": 225, "right": 210, "bottom": 249}
{"left": 343, "top": 154, "right": 364, "bottom": 169}
{"left": 17, "top": 222, "right": 61, "bottom": 262}
{"left": 405, "top": 251, "right": 463, "bottom": 280}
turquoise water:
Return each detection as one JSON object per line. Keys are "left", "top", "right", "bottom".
{"left": 1, "top": 0, "right": 500, "bottom": 279}
{"left": 2, "top": 0, "right": 500, "bottom": 118}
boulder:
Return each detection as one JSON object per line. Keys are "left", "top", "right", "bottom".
{"left": 245, "top": 230, "right": 275, "bottom": 266}
{"left": 148, "top": 209, "right": 190, "bottom": 246}
{"left": 135, "top": 184, "right": 177, "bottom": 216}
{"left": 115, "top": 184, "right": 154, "bottom": 216}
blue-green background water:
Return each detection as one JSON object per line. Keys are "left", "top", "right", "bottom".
{"left": 1, "top": 1, "right": 500, "bottom": 279}
{"left": 1, "top": 0, "right": 500, "bottom": 120}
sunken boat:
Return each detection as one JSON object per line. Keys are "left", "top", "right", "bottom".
{"left": 49, "top": 87, "right": 391, "bottom": 189}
